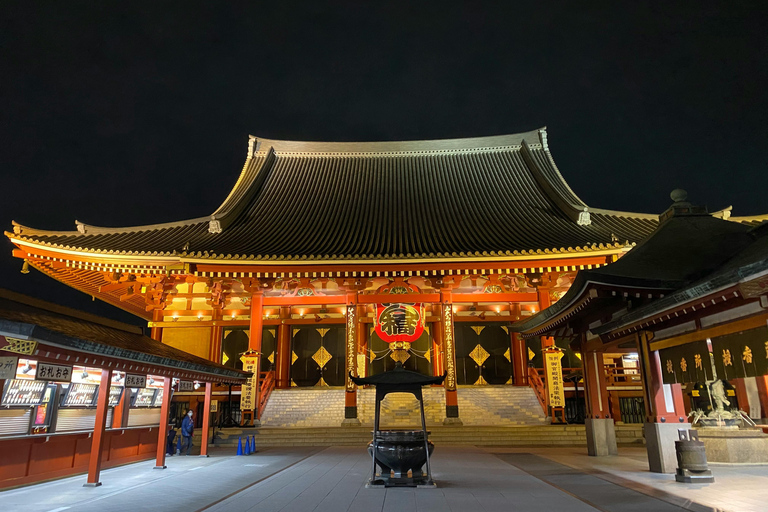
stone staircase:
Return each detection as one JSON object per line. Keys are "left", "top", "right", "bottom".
{"left": 208, "top": 424, "right": 645, "bottom": 448}
{"left": 259, "top": 386, "right": 548, "bottom": 428}
{"left": 209, "top": 386, "right": 645, "bottom": 448}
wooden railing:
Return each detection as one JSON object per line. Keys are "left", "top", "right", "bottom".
{"left": 258, "top": 370, "right": 275, "bottom": 420}
{"left": 606, "top": 367, "right": 642, "bottom": 386}
{"left": 528, "top": 367, "right": 548, "bottom": 414}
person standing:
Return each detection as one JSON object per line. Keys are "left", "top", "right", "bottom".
{"left": 181, "top": 409, "right": 194, "bottom": 455}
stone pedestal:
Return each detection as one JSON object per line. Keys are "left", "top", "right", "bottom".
{"left": 644, "top": 422, "right": 691, "bottom": 473}
{"left": 585, "top": 418, "right": 617, "bottom": 456}
{"left": 695, "top": 427, "right": 768, "bottom": 463}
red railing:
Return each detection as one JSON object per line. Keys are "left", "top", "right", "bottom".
{"left": 257, "top": 370, "right": 275, "bottom": 420}
{"left": 528, "top": 367, "right": 548, "bottom": 414}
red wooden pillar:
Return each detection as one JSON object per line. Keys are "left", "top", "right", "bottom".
{"left": 150, "top": 309, "right": 163, "bottom": 343}
{"left": 582, "top": 347, "right": 610, "bottom": 420}
{"left": 154, "top": 376, "right": 173, "bottom": 469}
{"left": 199, "top": 382, "right": 213, "bottom": 457}
{"left": 84, "top": 368, "right": 113, "bottom": 486}
{"left": 249, "top": 292, "right": 264, "bottom": 422}
{"left": 639, "top": 333, "right": 686, "bottom": 423}
{"left": 432, "top": 320, "right": 444, "bottom": 378}
{"left": 111, "top": 379, "right": 129, "bottom": 429}
{"left": 756, "top": 376, "right": 768, "bottom": 419}
{"left": 441, "top": 291, "right": 461, "bottom": 424}
{"left": 210, "top": 309, "right": 223, "bottom": 363}
{"left": 511, "top": 332, "right": 528, "bottom": 386}
{"left": 276, "top": 306, "right": 291, "bottom": 389}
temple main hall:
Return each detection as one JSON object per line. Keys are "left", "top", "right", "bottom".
{"left": 5, "top": 127, "right": 768, "bottom": 467}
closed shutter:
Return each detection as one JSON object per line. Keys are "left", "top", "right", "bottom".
{"left": 0, "top": 408, "right": 32, "bottom": 436}
{"left": 55, "top": 408, "right": 115, "bottom": 432}
{"left": 127, "top": 408, "right": 161, "bottom": 427}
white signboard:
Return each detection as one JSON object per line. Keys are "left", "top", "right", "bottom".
{"left": 36, "top": 362, "right": 73, "bottom": 382}
{"left": 125, "top": 374, "right": 147, "bottom": 388}
{"left": 0, "top": 356, "right": 18, "bottom": 380}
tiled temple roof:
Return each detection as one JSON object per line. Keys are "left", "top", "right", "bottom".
{"left": 9, "top": 128, "right": 678, "bottom": 262}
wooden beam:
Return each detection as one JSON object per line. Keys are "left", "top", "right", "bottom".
{"left": 451, "top": 292, "right": 538, "bottom": 303}
{"left": 650, "top": 311, "right": 768, "bottom": 351}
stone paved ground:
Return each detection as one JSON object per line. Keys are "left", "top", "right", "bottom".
{"left": 1, "top": 445, "right": 766, "bottom": 512}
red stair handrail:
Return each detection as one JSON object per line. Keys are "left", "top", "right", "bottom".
{"left": 257, "top": 370, "right": 275, "bottom": 420}
{"left": 528, "top": 367, "right": 548, "bottom": 414}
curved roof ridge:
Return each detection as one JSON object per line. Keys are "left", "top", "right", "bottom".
{"left": 12, "top": 216, "right": 210, "bottom": 237}
{"left": 587, "top": 208, "right": 660, "bottom": 220}
{"left": 731, "top": 212, "right": 768, "bottom": 222}
{"left": 249, "top": 128, "right": 545, "bottom": 155}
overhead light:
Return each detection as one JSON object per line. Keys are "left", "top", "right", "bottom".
{"left": 193, "top": 381, "right": 201, "bottom": 390}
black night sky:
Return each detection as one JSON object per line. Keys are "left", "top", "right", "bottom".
{"left": 1, "top": 3, "right": 767, "bottom": 326}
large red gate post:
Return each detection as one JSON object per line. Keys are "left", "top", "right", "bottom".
{"left": 84, "top": 368, "right": 112, "bottom": 486}
{"left": 154, "top": 376, "right": 173, "bottom": 469}
{"left": 200, "top": 382, "right": 213, "bottom": 457}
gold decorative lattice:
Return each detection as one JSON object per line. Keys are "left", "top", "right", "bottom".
{"left": 474, "top": 375, "right": 489, "bottom": 385}
{"left": 312, "top": 346, "right": 332, "bottom": 368}
{"left": 1, "top": 338, "right": 37, "bottom": 355}
{"left": 470, "top": 326, "right": 486, "bottom": 336}
{"left": 291, "top": 351, "right": 298, "bottom": 365}
{"left": 500, "top": 326, "right": 509, "bottom": 335}
{"left": 504, "top": 348, "right": 511, "bottom": 362}
{"left": 317, "top": 328, "right": 330, "bottom": 338}
{"left": 469, "top": 344, "right": 490, "bottom": 366}
{"left": 267, "top": 352, "right": 275, "bottom": 364}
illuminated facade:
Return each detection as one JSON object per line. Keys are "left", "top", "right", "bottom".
{"left": 12, "top": 128, "right": 752, "bottom": 424}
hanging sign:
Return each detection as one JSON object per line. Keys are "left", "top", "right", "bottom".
{"left": 125, "top": 374, "right": 147, "bottom": 388}
{"left": 210, "top": 400, "right": 218, "bottom": 413}
{"left": 0, "top": 356, "right": 18, "bottom": 380}
{"left": 36, "top": 362, "right": 73, "bottom": 382}
{"left": 0, "top": 336, "right": 37, "bottom": 355}
{"left": 544, "top": 350, "right": 565, "bottom": 408}
{"left": 177, "top": 380, "right": 194, "bottom": 392}
{"left": 374, "top": 303, "right": 425, "bottom": 343}
{"left": 240, "top": 353, "right": 259, "bottom": 411}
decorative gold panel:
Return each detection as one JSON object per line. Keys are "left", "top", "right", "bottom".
{"left": 317, "top": 328, "right": 330, "bottom": 338}
{"left": 470, "top": 326, "right": 485, "bottom": 336}
{"left": 469, "top": 344, "right": 490, "bottom": 366}
{"left": 500, "top": 326, "right": 509, "bottom": 335}
{"left": 424, "top": 325, "right": 430, "bottom": 335}
{"left": 425, "top": 349, "right": 431, "bottom": 363}
{"left": 528, "top": 348, "right": 536, "bottom": 361}
{"left": 317, "top": 376, "right": 329, "bottom": 387}
{"left": 312, "top": 346, "right": 332, "bottom": 368}
{"left": 267, "top": 352, "right": 275, "bottom": 364}
{"left": 357, "top": 354, "right": 367, "bottom": 373}
{"left": 293, "top": 328, "right": 300, "bottom": 338}
{"left": 390, "top": 350, "right": 411, "bottom": 363}
{"left": 268, "top": 329, "right": 276, "bottom": 338}
{"left": 291, "top": 351, "right": 298, "bottom": 365}
{"left": 474, "top": 375, "right": 488, "bottom": 385}
{"left": 504, "top": 348, "right": 511, "bottom": 362}
{"left": 370, "top": 350, "right": 376, "bottom": 362}
{"left": 291, "top": 379, "right": 297, "bottom": 387}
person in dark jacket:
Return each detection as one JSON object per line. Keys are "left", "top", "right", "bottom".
{"left": 181, "top": 409, "right": 194, "bottom": 455}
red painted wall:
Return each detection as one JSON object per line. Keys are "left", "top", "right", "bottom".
{"left": 0, "top": 427, "right": 159, "bottom": 489}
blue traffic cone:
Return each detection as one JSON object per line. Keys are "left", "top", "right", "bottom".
{"left": 251, "top": 435, "right": 256, "bottom": 454}
{"left": 176, "top": 435, "right": 182, "bottom": 455}
{"left": 244, "top": 436, "right": 251, "bottom": 455}
{"left": 236, "top": 437, "right": 243, "bottom": 456}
